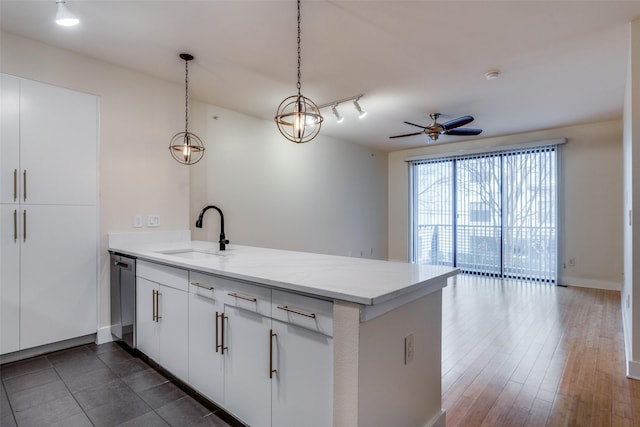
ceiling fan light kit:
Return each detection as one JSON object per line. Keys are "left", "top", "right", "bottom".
{"left": 389, "top": 112, "right": 482, "bottom": 143}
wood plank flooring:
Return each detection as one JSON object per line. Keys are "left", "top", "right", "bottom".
{"left": 441, "top": 275, "right": 640, "bottom": 427}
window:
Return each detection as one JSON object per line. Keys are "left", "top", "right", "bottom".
{"left": 411, "top": 146, "right": 557, "bottom": 283}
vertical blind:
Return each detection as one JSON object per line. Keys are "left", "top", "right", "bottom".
{"left": 411, "top": 146, "right": 557, "bottom": 283}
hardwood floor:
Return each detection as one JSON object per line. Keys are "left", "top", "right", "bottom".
{"left": 441, "top": 275, "right": 640, "bottom": 427}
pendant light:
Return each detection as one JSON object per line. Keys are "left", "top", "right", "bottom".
{"left": 274, "top": 0, "right": 323, "bottom": 143}
{"left": 169, "top": 53, "right": 205, "bottom": 165}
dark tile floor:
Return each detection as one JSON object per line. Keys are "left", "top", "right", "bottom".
{"left": 1, "top": 342, "right": 242, "bottom": 427}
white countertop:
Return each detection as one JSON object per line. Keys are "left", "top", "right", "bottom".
{"left": 109, "top": 232, "right": 459, "bottom": 306}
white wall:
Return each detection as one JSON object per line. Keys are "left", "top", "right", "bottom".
{"left": 388, "top": 120, "right": 624, "bottom": 289}
{"left": 1, "top": 32, "right": 190, "bottom": 329}
{"left": 1, "top": 31, "right": 389, "bottom": 333}
{"left": 622, "top": 18, "right": 640, "bottom": 379}
{"left": 189, "top": 103, "right": 389, "bottom": 259}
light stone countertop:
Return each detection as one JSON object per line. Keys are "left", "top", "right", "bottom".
{"left": 109, "top": 233, "right": 459, "bottom": 306}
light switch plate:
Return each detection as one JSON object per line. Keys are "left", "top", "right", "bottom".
{"left": 133, "top": 215, "right": 143, "bottom": 228}
{"left": 147, "top": 214, "right": 160, "bottom": 227}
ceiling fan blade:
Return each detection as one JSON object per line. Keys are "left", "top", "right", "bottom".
{"left": 445, "top": 128, "right": 483, "bottom": 136}
{"left": 389, "top": 131, "right": 425, "bottom": 139}
{"left": 403, "top": 121, "right": 429, "bottom": 129}
{"left": 442, "top": 115, "right": 474, "bottom": 130}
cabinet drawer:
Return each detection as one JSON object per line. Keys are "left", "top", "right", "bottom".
{"left": 223, "top": 280, "right": 271, "bottom": 316}
{"left": 189, "top": 271, "right": 221, "bottom": 302}
{"left": 137, "top": 260, "right": 188, "bottom": 292}
{"left": 271, "top": 290, "right": 333, "bottom": 337}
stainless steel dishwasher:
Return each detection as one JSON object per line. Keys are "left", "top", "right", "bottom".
{"left": 110, "top": 252, "right": 136, "bottom": 348}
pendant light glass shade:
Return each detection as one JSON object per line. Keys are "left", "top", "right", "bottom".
{"left": 274, "top": 0, "right": 323, "bottom": 143}
{"left": 169, "top": 53, "right": 205, "bottom": 165}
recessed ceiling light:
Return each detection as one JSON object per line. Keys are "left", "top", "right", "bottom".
{"left": 55, "top": 0, "right": 79, "bottom": 27}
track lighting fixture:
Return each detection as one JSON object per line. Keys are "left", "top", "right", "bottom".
{"left": 353, "top": 97, "right": 367, "bottom": 119}
{"left": 331, "top": 105, "right": 344, "bottom": 124}
{"left": 55, "top": 0, "right": 79, "bottom": 26}
{"left": 319, "top": 94, "right": 367, "bottom": 123}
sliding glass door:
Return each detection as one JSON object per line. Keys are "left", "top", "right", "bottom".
{"left": 411, "top": 146, "right": 557, "bottom": 283}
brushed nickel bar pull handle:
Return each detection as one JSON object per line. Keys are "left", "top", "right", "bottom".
{"left": 23, "top": 170, "right": 26, "bottom": 202}
{"left": 215, "top": 311, "right": 220, "bottom": 353}
{"left": 156, "top": 291, "right": 162, "bottom": 321}
{"left": 219, "top": 313, "right": 228, "bottom": 355}
{"left": 13, "top": 169, "right": 17, "bottom": 201}
{"left": 277, "top": 305, "right": 316, "bottom": 319}
{"left": 269, "top": 329, "right": 277, "bottom": 379}
{"left": 23, "top": 210, "right": 26, "bottom": 242}
{"left": 13, "top": 209, "right": 17, "bottom": 242}
{"left": 191, "top": 282, "right": 214, "bottom": 291}
{"left": 227, "top": 292, "right": 257, "bottom": 303}
{"left": 152, "top": 290, "right": 156, "bottom": 321}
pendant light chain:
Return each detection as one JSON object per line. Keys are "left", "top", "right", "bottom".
{"left": 296, "top": 0, "right": 301, "bottom": 94}
{"left": 184, "top": 59, "right": 190, "bottom": 133}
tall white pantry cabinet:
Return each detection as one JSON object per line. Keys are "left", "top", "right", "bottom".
{"left": 0, "top": 73, "right": 98, "bottom": 355}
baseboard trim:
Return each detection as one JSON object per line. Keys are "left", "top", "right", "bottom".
{"left": 559, "top": 276, "right": 622, "bottom": 291}
{"left": 0, "top": 334, "right": 96, "bottom": 364}
{"left": 627, "top": 360, "right": 640, "bottom": 380}
{"left": 96, "top": 326, "right": 114, "bottom": 345}
{"left": 425, "top": 409, "right": 446, "bottom": 427}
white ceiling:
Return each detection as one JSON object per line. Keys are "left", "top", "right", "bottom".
{"left": 2, "top": 1, "right": 640, "bottom": 152}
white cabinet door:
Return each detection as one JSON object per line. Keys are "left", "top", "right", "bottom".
{"left": 271, "top": 319, "right": 333, "bottom": 427}
{"left": 136, "top": 278, "right": 159, "bottom": 360}
{"left": 224, "top": 305, "right": 272, "bottom": 427}
{"left": 188, "top": 286, "right": 224, "bottom": 404}
{"left": 19, "top": 79, "right": 97, "bottom": 206}
{"left": 19, "top": 205, "right": 97, "bottom": 349}
{"left": 0, "top": 74, "right": 20, "bottom": 205}
{"left": 157, "top": 284, "right": 188, "bottom": 382}
{"left": 0, "top": 205, "right": 20, "bottom": 354}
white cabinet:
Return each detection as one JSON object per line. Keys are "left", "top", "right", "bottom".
{"left": 19, "top": 205, "right": 97, "bottom": 349}
{"left": 0, "top": 74, "right": 98, "bottom": 355}
{"left": 184, "top": 272, "right": 333, "bottom": 427}
{"left": 270, "top": 291, "right": 333, "bottom": 427}
{"left": 224, "top": 306, "right": 272, "bottom": 427}
{"left": 136, "top": 261, "right": 189, "bottom": 382}
{"left": 0, "top": 206, "right": 20, "bottom": 354}
{"left": 188, "top": 273, "right": 224, "bottom": 404}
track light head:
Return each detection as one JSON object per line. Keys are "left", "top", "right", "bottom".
{"left": 332, "top": 105, "right": 344, "bottom": 124}
{"left": 353, "top": 98, "right": 367, "bottom": 119}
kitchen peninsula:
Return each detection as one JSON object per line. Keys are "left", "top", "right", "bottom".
{"left": 109, "top": 231, "right": 459, "bottom": 427}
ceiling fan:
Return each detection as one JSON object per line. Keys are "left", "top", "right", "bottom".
{"left": 389, "top": 113, "right": 482, "bottom": 142}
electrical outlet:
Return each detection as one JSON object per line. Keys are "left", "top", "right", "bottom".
{"left": 133, "top": 215, "right": 143, "bottom": 228}
{"left": 147, "top": 215, "right": 160, "bottom": 227}
{"left": 404, "top": 334, "right": 414, "bottom": 365}
{"left": 568, "top": 258, "right": 575, "bottom": 267}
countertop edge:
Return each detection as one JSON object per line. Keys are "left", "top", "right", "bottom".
{"left": 109, "top": 243, "right": 460, "bottom": 306}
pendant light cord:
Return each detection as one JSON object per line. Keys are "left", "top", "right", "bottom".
{"left": 296, "top": 0, "right": 301, "bottom": 95}
{"left": 185, "top": 59, "right": 190, "bottom": 133}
